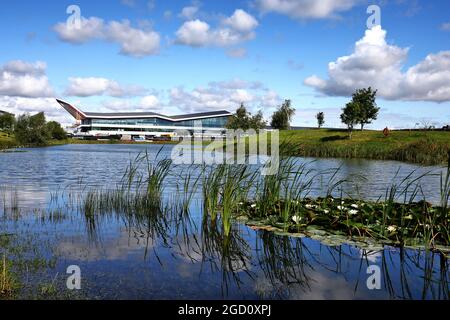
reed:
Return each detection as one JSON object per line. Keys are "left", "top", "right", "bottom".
{"left": 220, "top": 164, "right": 254, "bottom": 236}
{"left": 202, "top": 164, "right": 226, "bottom": 221}
{"left": 0, "top": 253, "right": 17, "bottom": 298}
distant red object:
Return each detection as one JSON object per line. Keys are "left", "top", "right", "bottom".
{"left": 383, "top": 127, "right": 390, "bottom": 137}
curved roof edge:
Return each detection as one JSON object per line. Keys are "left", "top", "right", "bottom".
{"left": 56, "top": 99, "right": 232, "bottom": 122}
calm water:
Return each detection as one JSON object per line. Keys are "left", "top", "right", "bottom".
{"left": 0, "top": 144, "right": 448, "bottom": 299}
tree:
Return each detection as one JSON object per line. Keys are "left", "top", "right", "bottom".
{"left": 420, "top": 118, "right": 434, "bottom": 131}
{"left": 0, "top": 113, "right": 16, "bottom": 135}
{"left": 340, "top": 101, "right": 360, "bottom": 139}
{"left": 316, "top": 112, "right": 325, "bottom": 129}
{"left": 15, "top": 112, "right": 50, "bottom": 145}
{"left": 226, "top": 103, "right": 267, "bottom": 132}
{"left": 46, "top": 121, "right": 67, "bottom": 140}
{"left": 351, "top": 87, "right": 379, "bottom": 131}
{"left": 270, "top": 99, "right": 295, "bottom": 130}
{"left": 226, "top": 103, "right": 251, "bottom": 131}
{"left": 248, "top": 110, "right": 267, "bottom": 132}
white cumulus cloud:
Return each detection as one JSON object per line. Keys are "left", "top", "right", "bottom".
{"left": 139, "top": 95, "right": 159, "bottom": 108}
{"left": 256, "top": 0, "right": 361, "bottom": 19}
{"left": 168, "top": 79, "right": 281, "bottom": 114}
{"left": 65, "top": 77, "right": 147, "bottom": 97}
{"left": 175, "top": 9, "right": 258, "bottom": 47}
{"left": 224, "top": 9, "right": 259, "bottom": 32}
{"left": 54, "top": 17, "right": 160, "bottom": 57}
{"left": 179, "top": 5, "right": 199, "bottom": 20}
{"left": 53, "top": 17, "right": 105, "bottom": 44}
{"left": 100, "top": 95, "right": 160, "bottom": 112}
{"left": 0, "top": 60, "right": 54, "bottom": 98}
{"left": 0, "top": 96, "right": 70, "bottom": 124}
{"left": 304, "top": 26, "right": 450, "bottom": 103}
{"left": 441, "top": 22, "right": 450, "bottom": 31}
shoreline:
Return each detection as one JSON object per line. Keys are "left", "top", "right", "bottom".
{"left": 1, "top": 129, "right": 449, "bottom": 166}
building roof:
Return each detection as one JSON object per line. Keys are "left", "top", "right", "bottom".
{"left": 56, "top": 99, "right": 232, "bottom": 121}
{"left": 0, "top": 110, "right": 13, "bottom": 115}
{"left": 84, "top": 111, "right": 166, "bottom": 118}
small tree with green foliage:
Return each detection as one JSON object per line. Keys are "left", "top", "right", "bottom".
{"left": 15, "top": 112, "right": 50, "bottom": 145}
{"left": 46, "top": 121, "right": 67, "bottom": 140}
{"left": 352, "top": 87, "right": 379, "bottom": 131}
{"left": 226, "top": 103, "right": 251, "bottom": 131}
{"left": 248, "top": 110, "right": 267, "bottom": 132}
{"left": 270, "top": 99, "right": 295, "bottom": 130}
{"left": 226, "top": 103, "right": 267, "bottom": 132}
{"left": 340, "top": 102, "right": 360, "bottom": 139}
{"left": 0, "top": 113, "right": 16, "bottom": 135}
{"left": 316, "top": 112, "right": 325, "bottom": 129}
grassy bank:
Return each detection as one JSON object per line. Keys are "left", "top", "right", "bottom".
{"left": 277, "top": 129, "right": 450, "bottom": 166}
{"left": 0, "top": 132, "right": 16, "bottom": 150}
{"left": 0, "top": 133, "right": 178, "bottom": 151}
{"left": 3, "top": 129, "right": 450, "bottom": 165}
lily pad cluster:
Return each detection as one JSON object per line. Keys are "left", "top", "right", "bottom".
{"left": 237, "top": 197, "right": 450, "bottom": 248}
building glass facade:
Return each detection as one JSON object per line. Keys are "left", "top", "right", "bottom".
{"left": 82, "top": 116, "right": 229, "bottom": 128}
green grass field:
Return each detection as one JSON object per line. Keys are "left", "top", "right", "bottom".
{"left": 278, "top": 129, "right": 450, "bottom": 165}
{"left": 0, "top": 132, "right": 16, "bottom": 150}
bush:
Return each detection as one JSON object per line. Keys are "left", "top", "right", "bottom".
{"left": 46, "top": 121, "right": 67, "bottom": 140}
{"left": 0, "top": 113, "right": 16, "bottom": 135}
{"left": 14, "top": 112, "right": 50, "bottom": 146}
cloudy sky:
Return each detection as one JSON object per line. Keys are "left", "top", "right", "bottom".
{"left": 1, "top": 0, "right": 449, "bottom": 128}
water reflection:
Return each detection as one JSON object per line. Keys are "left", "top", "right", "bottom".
{"left": 67, "top": 193, "right": 449, "bottom": 300}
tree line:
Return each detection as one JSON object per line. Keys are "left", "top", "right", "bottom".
{"left": 0, "top": 112, "right": 67, "bottom": 145}
{"left": 226, "top": 100, "right": 296, "bottom": 131}
{"left": 225, "top": 87, "right": 380, "bottom": 139}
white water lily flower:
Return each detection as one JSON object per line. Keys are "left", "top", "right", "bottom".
{"left": 292, "top": 216, "right": 302, "bottom": 224}
{"left": 351, "top": 204, "right": 359, "bottom": 209}
{"left": 305, "top": 204, "right": 317, "bottom": 209}
{"left": 323, "top": 209, "right": 330, "bottom": 214}
{"left": 348, "top": 209, "right": 358, "bottom": 215}
{"left": 387, "top": 225, "right": 397, "bottom": 232}
{"left": 250, "top": 203, "right": 256, "bottom": 208}
{"left": 337, "top": 206, "right": 344, "bottom": 210}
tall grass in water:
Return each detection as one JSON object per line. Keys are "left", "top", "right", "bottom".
{"left": 141, "top": 149, "right": 172, "bottom": 206}
{"left": 221, "top": 165, "right": 255, "bottom": 237}
{"left": 0, "top": 186, "right": 20, "bottom": 218}
{"left": 255, "top": 142, "right": 316, "bottom": 222}
{"left": 203, "top": 165, "right": 226, "bottom": 221}
{"left": 176, "top": 165, "right": 202, "bottom": 215}
{"left": 80, "top": 149, "right": 172, "bottom": 221}
{"left": 0, "top": 254, "right": 16, "bottom": 297}
{"left": 201, "top": 162, "right": 256, "bottom": 236}
{"left": 437, "top": 152, "right": 450, "bottom": 246}
{"left": 381, "top": 169, "right": 431, "bottom": 239}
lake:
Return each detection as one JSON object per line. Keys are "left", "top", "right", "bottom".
{"left": 0, "top": 144, "right": 448, "bottom": 299}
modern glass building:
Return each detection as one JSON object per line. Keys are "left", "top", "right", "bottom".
{"left": 0, "top": 110, "right": 13, "bottom": 116}
{"left": 57, "top": 99, "right": 232, "bottom": 139}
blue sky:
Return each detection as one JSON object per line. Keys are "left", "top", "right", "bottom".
{"left": 0, "top": 0, "right": 449, "bottom": 129}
